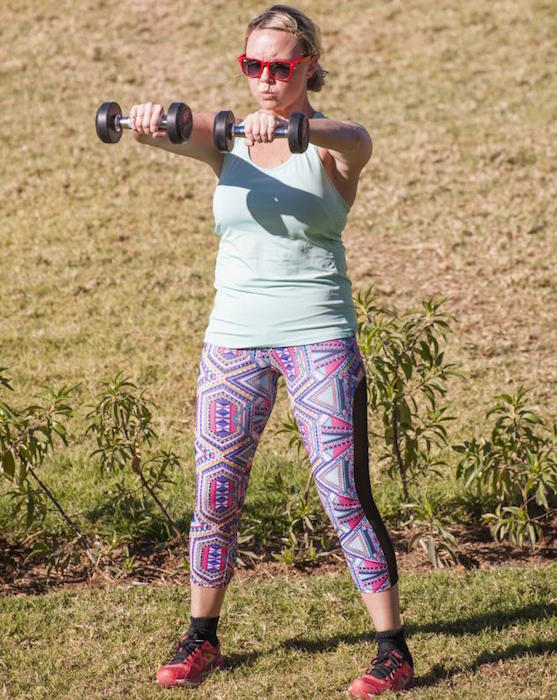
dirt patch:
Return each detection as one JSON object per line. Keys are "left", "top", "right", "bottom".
{"left": 1, "top": 522, "right": 555, "bottom": 597}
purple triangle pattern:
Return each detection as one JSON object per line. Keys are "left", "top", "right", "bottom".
{"left": 190, "top": 338, "right": 394, "bottom": 594}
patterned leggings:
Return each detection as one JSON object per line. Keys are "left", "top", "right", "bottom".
{"left": 189, "top": 336, "right": 398, "bottom": 593}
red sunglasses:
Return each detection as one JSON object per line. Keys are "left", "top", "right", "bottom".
{"left": 237, "top": 54, "right": 311, "bottom": 82}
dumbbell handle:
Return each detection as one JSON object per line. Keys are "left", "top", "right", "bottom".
{"left": 229, "top": 123, "right": 289, "bottom": 138}
{"left": 116, "top": 114, "right": 169, "bottom": 131}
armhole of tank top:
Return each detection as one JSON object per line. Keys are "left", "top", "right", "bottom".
{"left": 217, "top": 153, "right": 229, "bottom": 183}
{"left": 217, "top": 138, "right": 243, "bottom": 183}
{"left": 309, "top": 112, "right": 351, "bottom": 213}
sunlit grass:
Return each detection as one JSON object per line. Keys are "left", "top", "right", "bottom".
{"left": 1, "top": 0, "right": 556, "bottom": 561}
{"left": 1, "top": 1, "right": 556, "bottom": 696}
{"left": 1, "top": 564, "right": 555, "bottom": 699}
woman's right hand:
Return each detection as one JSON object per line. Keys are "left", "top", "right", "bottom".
{"left": 129, "top": 102, "right": 167, "bottom": 140}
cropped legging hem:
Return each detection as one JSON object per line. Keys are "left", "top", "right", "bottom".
{"left": 188, "top": 337, "right": 398, "bottom": 593}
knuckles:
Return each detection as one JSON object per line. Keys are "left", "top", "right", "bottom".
{"left": 130, "top": 103, "right": 164, "bottom": 132}
{"left": 243, "top": 111, "right": 279, "bottom": 143}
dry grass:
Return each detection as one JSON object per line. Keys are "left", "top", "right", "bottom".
{"left": 1, "top": 2, "right": 557, "bottom": 697}
{"left": 1, "top": 0, "right": 555, "bottom": 441}
{"left": 0, "top": 0, "right": 557, "bottom": 449}
{"left": 1, "top": 0, "right": 556, "bottom": 559}
{"left": 1, "top": 564, "right": 556, "bottom": 699}
{"left": 0, "top": 0, "right": 555, "bottom": 535}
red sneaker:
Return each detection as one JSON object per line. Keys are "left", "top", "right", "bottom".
{"left": 156, "top": 629, "right": 224, "bottom": 688}
{"left": 348, "top": 649, "right": 415, "bottom": 697}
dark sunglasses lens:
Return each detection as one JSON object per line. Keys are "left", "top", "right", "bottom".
{"left": 270, "top": 62, "right": 291, "bottom": 80}
{"left": 242, "top": 59, "right": 262, "bottom": 77}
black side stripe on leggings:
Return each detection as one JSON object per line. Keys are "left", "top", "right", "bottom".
{"left": 353, "top": 375, "right": 399, "bottom": 587}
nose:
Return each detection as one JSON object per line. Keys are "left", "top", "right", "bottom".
{"left": 260, "top": 65, "right": 274, "bottom": 84}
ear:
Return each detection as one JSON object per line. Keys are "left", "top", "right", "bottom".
{"left": 307, "top": 55, "right": 318, "bottom": 78}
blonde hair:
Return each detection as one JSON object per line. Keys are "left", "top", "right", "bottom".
{"left": 245, "top": 5, "right": 327, "bottom": 92}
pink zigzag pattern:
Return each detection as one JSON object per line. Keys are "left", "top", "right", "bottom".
{"left": 189, "top": 338, "right": 394, "bottom": 593}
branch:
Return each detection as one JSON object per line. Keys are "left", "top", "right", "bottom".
{"left": 137, "top": 466, "right": 186, "bottom": 545}
{"left": 392, "top": 406, "right": 409, "bottom": 501}
{"left": 27, "top": 464, "right": 98, "bottom": 568}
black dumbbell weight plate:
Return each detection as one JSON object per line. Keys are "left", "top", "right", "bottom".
{"left": 96, "top": 101, "right": 123, "bottom": 143}
{"left": 214, "top": 110, "right": 236, "bottom": 152}
{"left": 166, "top": 102, "right": 193, "bottom": 144}
{"left": 287, "top": 112, "right": 310, "bottom": 153}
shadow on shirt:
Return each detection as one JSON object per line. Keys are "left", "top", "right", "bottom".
{"left": 216, "top": 153, "right": 347, "bottom": 247}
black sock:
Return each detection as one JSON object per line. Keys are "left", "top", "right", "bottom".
{"left": 375, "top": 627, "right": 413, "bottom": 666}
{"left": 188, "top": 615, "right": 220, "bottom": 646}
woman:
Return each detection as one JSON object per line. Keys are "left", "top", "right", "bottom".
{"left": 131, "top": 5, "right": 414, "bottom": 696}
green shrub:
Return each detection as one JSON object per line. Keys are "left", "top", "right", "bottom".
{"left": 0, "top": 369, "right": 104, "bottom": 574}
{"left": 273, "top": 285, "right": 462, "bottom": 568}
{"left": 454, "top": 386, "right": 557, "bottom": 549}
{"left": 403, "top": 494, "right": 460, "bottom": 568}
{"left": 354, "top": 285, "right": 460, "bottom": 503}
{"left": 84, "top": 372, "right": 184, "bottom": 544}
{"left": 0, "top": 368, "right": 76, "bottom": 529}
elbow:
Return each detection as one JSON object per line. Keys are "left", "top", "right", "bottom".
{"left": 356, "top": 126, "right": 373, "bottom": 163}
{"left": 346, "top": 123, "right": 372, "bottom": 165}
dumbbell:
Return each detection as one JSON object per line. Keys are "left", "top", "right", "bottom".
{"left": 95, "top": 101, "right": 193, "bottom": 144}
{"left": 213, "top": 110, "right": 310, "bottom": 153}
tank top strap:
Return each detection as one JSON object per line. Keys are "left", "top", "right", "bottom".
{"left": 306, "top": 111, "right": 350, "bottom": 214}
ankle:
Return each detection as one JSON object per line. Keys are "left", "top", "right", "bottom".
{"left": 188, "top": 615, "right": 220, "bottom": 646}
{"left": 375, "top": 627, "right": 412, "bottom": 665}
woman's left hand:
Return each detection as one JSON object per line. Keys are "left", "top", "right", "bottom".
{"left": 241, "top": 110, "right": 288, "bottom": 147}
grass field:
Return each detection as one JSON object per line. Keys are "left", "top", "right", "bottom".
{"left": 1, "top": 565, "right": 556, "bottom": 699}
{"left": 1, "top": 0, "right": 556, "bottom": 697}
{"left": 1, "top": 0, "right": 556, "bottom": 541}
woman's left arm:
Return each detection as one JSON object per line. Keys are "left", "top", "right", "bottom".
{"left": 308, "top": 118, "right": 373, "bottom": 206}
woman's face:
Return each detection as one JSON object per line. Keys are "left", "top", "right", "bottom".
{"left": 243, "top": 28, "right": 315, "bottom": 114}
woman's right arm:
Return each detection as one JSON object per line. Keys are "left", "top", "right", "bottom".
{"left": 130, "top": 102, "right": 224, "bottom": 177}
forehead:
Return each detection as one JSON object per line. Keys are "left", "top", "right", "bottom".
{"left": 245, "top": 28, "right": 302, "bottom": 58}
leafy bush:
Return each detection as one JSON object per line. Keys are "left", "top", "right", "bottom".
{"left": 454, "top": 386, "right": 557, "bottom": 549}
{"left": 353, "top": 286, "right": 460, "bottom": 502}
{"left": 0, "top": 368, "right": 104, "bottom": 572}
{"left": 272, "top": 286, "right": 463, "bottom": 568}
{"left": 84, "top": 372, "right": 184, "bottom": 543}
{"left": 402, "top": 494, "right": 460, "bottom": 568}
{"left": 0, "top": 368, "right": 76, "bottom": 528}
{"left": 0, "top": 368, "right": 189, "bottom": 577}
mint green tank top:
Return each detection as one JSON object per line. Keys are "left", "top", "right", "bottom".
{"left": 204, "top": 113, "right": 358, "bottom": 348}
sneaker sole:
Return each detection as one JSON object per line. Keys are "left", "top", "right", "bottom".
{"left": 158, "top": 661, "right": 224, "bottom": 689}
{"left": 347, "top": 674, "right": 415, "bottom": 697}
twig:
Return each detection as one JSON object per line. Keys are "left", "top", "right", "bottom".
{"left": 27, "top": 464, "right": 97, "bottom": 567}
{"left": 392, "top": 406, "right": 409, "bottom": 501}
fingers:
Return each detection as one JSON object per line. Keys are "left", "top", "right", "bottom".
{"left": 129, "top": 102, "right": 166, "bottom": 137}
{"left": 150, "top": 103, "right": 166, "bottom": 138}
{"left": 243, "top": 111, "right": 283, "bottom": 147}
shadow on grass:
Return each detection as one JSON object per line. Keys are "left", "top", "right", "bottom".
{"left": 413, "top": 638, "right": 557, "bottom": 689}
{"left": 279, "top": 603, "right": 557, "bottom": 687}
{"left": 281, "top": 602, "right": 556, "bottom": 655}
{"left": 83, "top": 497, "right": 192, "bottom": 540}
{"left": 222, "top": 650, "right": 264, "bottom": 671}
{"left": 185, "top": 635, "right": 556, "bottom": 687}
{"left": 408, "top": 603, "right": 557, "bottom": 636}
